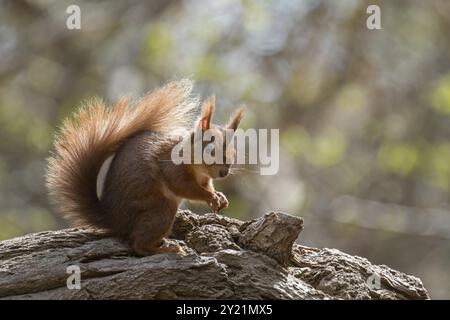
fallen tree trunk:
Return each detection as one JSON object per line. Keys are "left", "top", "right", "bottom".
{"left": 0, "top": 210, "right": 429, "bottom": 299}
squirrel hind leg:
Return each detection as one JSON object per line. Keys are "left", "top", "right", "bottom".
{"left": 130, "top": 205, "right": 181, "bottom": 256}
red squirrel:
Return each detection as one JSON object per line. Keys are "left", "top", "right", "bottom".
{"left": 46, "top": 80, "right": 243, "bottom": 256}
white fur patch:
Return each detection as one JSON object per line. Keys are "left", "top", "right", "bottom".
{"left": 96, "top": 155, "right": 115, "bottom": 199}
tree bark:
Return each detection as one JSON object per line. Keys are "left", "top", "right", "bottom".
{"left": 0, "top": 210, "right": 429, "bottom": 299}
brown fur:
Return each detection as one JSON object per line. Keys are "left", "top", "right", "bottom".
{"left": 46, "top": 80, "right": 243, "bottom": 255}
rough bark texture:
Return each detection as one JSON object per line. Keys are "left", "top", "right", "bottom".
{"left": 0, "top": 210, "right": 429, "bottom": 300}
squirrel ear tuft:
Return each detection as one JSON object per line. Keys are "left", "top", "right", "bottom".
{"left": 199, "top": 95, "right": 216, "bottom": 130}
{"left": 227, "top": 106, "right": 244, "bottom": 131}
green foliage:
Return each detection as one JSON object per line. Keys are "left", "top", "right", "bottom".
{"left": 430, "top": 74, "right": 450, "bottom": 115}
{"left": 308, "top": 131, "right": 347, "bottom": 167}
{"left": 427, "top": 143, "right": 450, "bottom": 190}
{"left": 283, "top": 126, "right": 347, "bottom": 167}
{"left": 378, "top": 143, "right": 420, "bottom": 176}
{"left": 0, "top": 209, "right": 56, "bottom": 241}
{"left": 335, "top": 83, "right": 368, "bottom": 111}
{"left": 143, "top": 24, "right": 173, "bottom": 68}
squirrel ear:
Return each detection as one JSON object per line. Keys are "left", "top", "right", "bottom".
{"left": 199, "top": 95, "right": 215, "bottom": 130}
{"left": 227, "top": 106, "right": 244, "bottom": 132}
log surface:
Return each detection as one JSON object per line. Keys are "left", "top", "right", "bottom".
{"left": 0, "top": 210, "right": 429, "bottom": 299}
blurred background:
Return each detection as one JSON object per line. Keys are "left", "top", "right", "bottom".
{"left": 1, "top": 0, "right": 450, "bottom": 298}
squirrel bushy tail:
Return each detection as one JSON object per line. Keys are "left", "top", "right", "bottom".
{"left": 46, "top": 79, "right": 198, "bottom": 228}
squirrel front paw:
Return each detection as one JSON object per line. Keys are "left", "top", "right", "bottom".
{"left": 207, "top": 191, "right": 229, "bottom": 212}
{"left": 215, "top": 191, "right": 229, "bottom": 211}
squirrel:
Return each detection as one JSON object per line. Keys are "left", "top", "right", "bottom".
{"left": 46, "top": 79, "right": 244, "bottom": 256}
